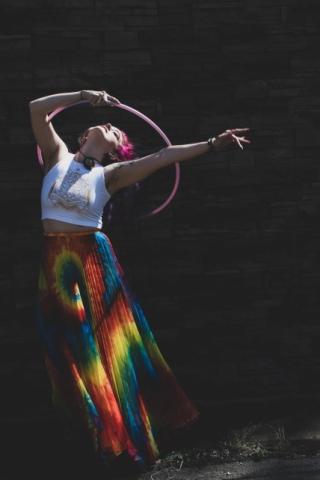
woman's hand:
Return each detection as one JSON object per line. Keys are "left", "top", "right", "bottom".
{"left": 213, "top": 128, "right": 251, "bottom": 151}
{"left": 81, "top": 90, "right": 121, "bottom": 107}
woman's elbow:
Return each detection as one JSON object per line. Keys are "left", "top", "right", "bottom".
{"left": 29, "top": 99, "right": 44, "bottom": 112}
{"left": 29, "top": 100, "right": 38, "bottom": 113}
{"left": 29, "top": 100, "right": 48, "bottom": 118}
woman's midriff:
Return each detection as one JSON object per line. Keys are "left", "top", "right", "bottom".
{"left": 42, "top": 218, "right": 101, "bottom": 233}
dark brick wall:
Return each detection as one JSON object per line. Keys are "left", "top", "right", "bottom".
{"left": 1, "top": 0, "right": 320, "bottom": 424}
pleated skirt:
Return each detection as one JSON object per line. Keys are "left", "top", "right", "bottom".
{"left": 35, "top": 230, "right": 199, "bottom": 470}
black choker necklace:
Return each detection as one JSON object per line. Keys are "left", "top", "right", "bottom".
{"left": 78, "top": 148, "right": 100, "bottom": 170}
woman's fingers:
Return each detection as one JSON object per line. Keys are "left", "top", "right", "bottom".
{"left": 94, "top": 94, "right": 109, "bottom": 107}
{"left": 86, "top": 90, "right": 121, "bottom": 107}
{"left": 227, "top": 128, "right": 250, "bottom": 138}
{"left": 97, "top": 91, "right": 121, "bottom": 107}
{"left": 231, "top": 135, "right": 244, "bottom": 149}
{"left": 230, "top": 128, "right": 250, "bottom": 132}
{"left": 107, "top": 95, "right": 121, "bottom": 105}
{"left": 91, "top": 93, "right": 103, "bottom": 106}
{"left": 234, "top": 135, "right": 251, "bottom": 143}
{"left": 230, "top": 133, "right": 252, "bottom": 150}
{"left": 214, "top": 128, "right": 251, "bottom": 151}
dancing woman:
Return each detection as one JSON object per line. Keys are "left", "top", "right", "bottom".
{"left": 29, "top": 89, "right": 250, "bottom": 471}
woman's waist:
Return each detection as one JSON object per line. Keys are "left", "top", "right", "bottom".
{"left": 42, "top": 218, "right": 102, "bottom": 236}
{"left": 43, "top": 229, "right": 101, "bottom": 237}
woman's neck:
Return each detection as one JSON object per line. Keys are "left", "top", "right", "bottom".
{"left": 74, "top": 141, "right": 107, "bottom": 164}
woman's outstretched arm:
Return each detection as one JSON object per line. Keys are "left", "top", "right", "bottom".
{"left": 106, "top": 128, "right": 251, "bottom": 194}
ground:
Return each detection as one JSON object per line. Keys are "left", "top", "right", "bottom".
{"left": 3, "top": 398, "right": 320, "bottom": 479}
{"left": 132, "top": 399, "right": 320, "bottom": 480}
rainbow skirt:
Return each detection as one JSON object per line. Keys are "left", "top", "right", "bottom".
{"left": 36, "top": 230, "right": 199, "bottom": 469}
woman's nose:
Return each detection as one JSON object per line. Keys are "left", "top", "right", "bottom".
{"left": 105, "top": 123, "right": 111, "bottom": 130}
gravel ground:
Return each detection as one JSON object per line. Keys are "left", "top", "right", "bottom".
{"left": 140, "top": 456, "right": 320, "bottom": 480}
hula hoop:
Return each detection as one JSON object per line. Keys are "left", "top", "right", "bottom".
{"left": 36, "top": 100, "right": 180, "bottom": 218}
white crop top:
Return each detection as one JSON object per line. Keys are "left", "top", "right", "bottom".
{"left": 41, "top": 152, "right": 111, "bottom": 228}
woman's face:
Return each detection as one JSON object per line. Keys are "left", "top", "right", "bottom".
{"left": 86, "top": 123, "right": 123, "bottom": 151}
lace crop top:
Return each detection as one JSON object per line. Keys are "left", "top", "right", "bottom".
{"left": 41, "top": 152, "right": 111, "bottom": 228}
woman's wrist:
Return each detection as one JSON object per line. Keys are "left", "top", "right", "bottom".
{"left": 207, "top": 137, "right": 217, "bottom": 152}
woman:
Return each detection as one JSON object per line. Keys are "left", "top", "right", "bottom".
{"left": 29, "top": 89, "right": 251, "bottom": 472}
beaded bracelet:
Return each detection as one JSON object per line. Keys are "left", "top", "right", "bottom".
{"left": 207, "top": 137, "right": 216, "bottom": 151}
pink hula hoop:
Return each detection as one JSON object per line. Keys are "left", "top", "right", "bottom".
{"left": 36, "top": 100, "right": 180, "bottom": 218}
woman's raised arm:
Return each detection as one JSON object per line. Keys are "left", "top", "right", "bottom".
{"left": 29, "top": 90, "right": 120, "bottom": 167}
{"left": 29, "top": 91, "right": 84, "bottom": 164}
{"left": 106, "top": 128, "right": 251, "bottom": 194}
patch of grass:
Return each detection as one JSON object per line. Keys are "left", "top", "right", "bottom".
{"left": 217, "top": 421, "right": 270, "bottom": 461}
{"left": 150, "top": 421, "right": 302, "bottom": 475}
{"left": 218, "top": 421, "right": 292, "bottom": 461}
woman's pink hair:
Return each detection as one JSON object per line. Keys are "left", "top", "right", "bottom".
{"left": 114, "top": 130, "right": 135, "bottom": 162}
{"left": 78, "top": 127, "right": 135, "bottom": 165}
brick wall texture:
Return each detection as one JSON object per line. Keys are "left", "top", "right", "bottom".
{"left": 1, "top": 0, "right": 320, "bottom": 424}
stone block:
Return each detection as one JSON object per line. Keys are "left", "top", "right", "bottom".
{"left": 104, "top": 31, "right": 140, "bottom": 50}
{"left": 102, "top": 50, "right": 151, "bottom": 66}
{"left": 96, "top": 0, "right": 156, "bottom": 6}
{"left": 0, "top": 35, "right": 31, "bottom": 53}
{"left": 0, "top": 0, "right": 38, "bottom": 5}
{"left": 40, "top": 0, "right": 93, "bottom": 6}
{"left": 0, "top": 72, "right": 32, "bottom": 89}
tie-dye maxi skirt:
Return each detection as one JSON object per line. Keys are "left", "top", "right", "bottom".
{"left": 36, "top": 230, "right": 199, "bottom": 470}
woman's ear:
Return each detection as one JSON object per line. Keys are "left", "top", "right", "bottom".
{"left": 109, "top": 152, "right": 118, "bottom": 161}
{"left": 78, "top": 135, "right": 86, "bottom": 146}
{"left": 78, "top": 128, "right": 90, "bottom": 147}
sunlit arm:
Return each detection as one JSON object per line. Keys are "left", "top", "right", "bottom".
{"left": 107, "top": 141, "right": 213, "bottom": 193}
{"left": 29, "top": 91, "right": 82, "bottom": 114}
